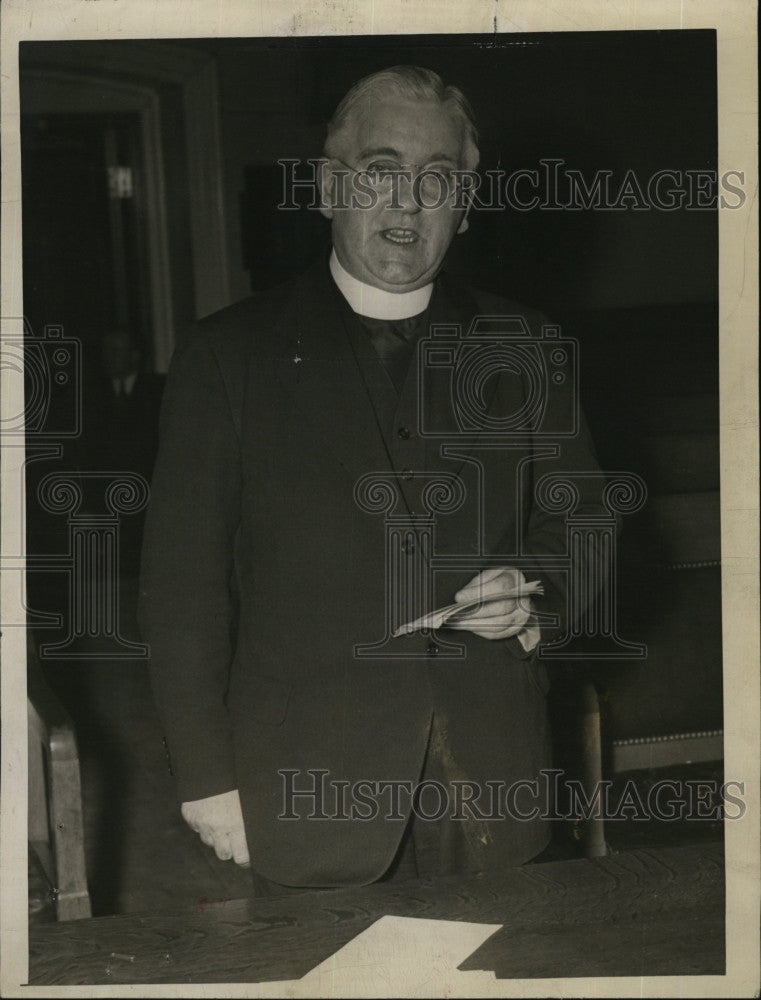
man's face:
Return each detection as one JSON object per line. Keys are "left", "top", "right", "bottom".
{"left": 321, "top": 96, "right": 472, "bottom": 292}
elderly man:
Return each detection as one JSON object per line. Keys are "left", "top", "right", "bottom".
{"left": 139, "top": 65, "right": 606, "bottom": 888}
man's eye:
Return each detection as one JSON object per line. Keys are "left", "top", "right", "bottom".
{"left": 365, "top": 162, "right": 402, "bottom": 181}
{"left": 426, "top": 166, "right": 456, "bottom": 184}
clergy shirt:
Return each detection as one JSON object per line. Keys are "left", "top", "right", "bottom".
{"left": 329, "top": 249, "right": 433, "bottom": 319}
{"left": 329, "top": 247, "right": 540, "bottom": 655}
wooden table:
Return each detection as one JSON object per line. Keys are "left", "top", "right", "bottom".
{"left": 29, "top": 842, "right": 724, "bottom": 985}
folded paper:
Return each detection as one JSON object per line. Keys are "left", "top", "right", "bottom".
{"left": 393, "top": 581, "right": 544, "bottom": 636}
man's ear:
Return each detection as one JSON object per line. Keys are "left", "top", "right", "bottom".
{"left": 317, "top": 158, "right": 335, "bottom": 220}
{"left": 456, "top": 165, "right": 479, "bottom": 235}
{"left": 456, "top": 193, "right": 473, "bottom": 235}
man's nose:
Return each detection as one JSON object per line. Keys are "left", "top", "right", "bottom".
{"left": 386, "top": 171, "right": 422, "bottom": 214}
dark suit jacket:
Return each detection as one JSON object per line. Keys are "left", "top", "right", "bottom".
{"left": 139, "top": 256, "right": 607, "bottom": 886}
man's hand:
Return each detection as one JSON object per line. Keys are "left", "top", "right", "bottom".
{"left": 181, "top": 789, "right": 251, "bottom": 867}
{"left": 453, "top": 567, "right": 533, "bottom": 640}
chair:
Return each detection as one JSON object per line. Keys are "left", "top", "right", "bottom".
{"left": 27, "top": 642, "right": 91, "bottom": 920}
{"left": 546, "top": 306, "right": 723, "bottom": 859}
{"left": 547, "top": 669, "right": 607, "bottom": 859}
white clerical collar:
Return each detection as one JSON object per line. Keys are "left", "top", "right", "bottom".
{"left": 329, "top": 249, "right": 433, "bottom": 319}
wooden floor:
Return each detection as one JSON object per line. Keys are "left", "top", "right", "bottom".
{"left": 33, "top": 577, "right": 724, "bottom": 918}
{"left": 29, "top": 843, "right": 726, "bottom": 984}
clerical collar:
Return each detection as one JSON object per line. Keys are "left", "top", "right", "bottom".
{"left": 329, "top": 249, "right": 433, "bottom": 320}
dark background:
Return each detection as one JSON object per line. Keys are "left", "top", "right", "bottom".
{"left": 212, "top": 30, "right": 718, "bottom": 313}
{"left": 226, "top": 31, "right": 718, "bottom": 312}
{"left": 21, "top": 32, "right": 718, "bottom": 335}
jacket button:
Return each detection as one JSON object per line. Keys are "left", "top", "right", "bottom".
{"left": 397, "top": 426, "right": 411, "bottom": 439}
{"left": 427, "top": 642, "right": 439, "bottom": 657}
{"left": 161, "top": 736, "right": 174, "bottom": 776}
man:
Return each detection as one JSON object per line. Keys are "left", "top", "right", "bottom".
{"left": 86, "top": 328, "right": 164, "bottom": 480}
{"left": 139, "top": 66, "right": 607, "bottom": 887}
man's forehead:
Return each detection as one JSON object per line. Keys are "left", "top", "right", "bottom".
{"left": 347, "top": 96, "right": 465, "bottom": 163}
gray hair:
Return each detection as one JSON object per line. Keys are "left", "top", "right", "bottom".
{"left": 324, "top": 65, "right": 480, "bottom": 170}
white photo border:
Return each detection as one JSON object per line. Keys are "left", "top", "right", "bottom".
{"left": 1, "top": 1, "right": 757, "bottom": 996}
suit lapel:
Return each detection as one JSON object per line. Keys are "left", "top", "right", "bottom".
{"left": 272, "top": 260, "right": 392, "bottom": 485}
{"left": 271, "top": 261, "right": 515, "bottom": 514}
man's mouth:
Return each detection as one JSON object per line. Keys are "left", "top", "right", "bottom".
{"left": 381, "top": 228, "right": 418, "bottom": 245}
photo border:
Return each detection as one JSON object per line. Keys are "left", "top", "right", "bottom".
{"left": 1, "top": 1, "right": 757, "bottom": 996}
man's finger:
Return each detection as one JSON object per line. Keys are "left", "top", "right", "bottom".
{"left": 455, "top": 570, "right": 520, "bottom": 602}
{"left": 213, "top": 832, "right": 233, "bottom": 861}
{"left": 454, "top": 569, "right": 505, "bottom": 601}
{"left": 454, "top": 616, "right": 524, "bottom": 631}
{"left": 181, "top": 804, "right": 200, "bottom": 832}
{"left": 198, "top": 826, "right": 216, "bottom": 848}
{"left": 462, "top": 567, "right": 505, "bottom": 589}
{"left": 464, "top": 623, "right": 525, "bottom": 640}
{"left": 453, "top": 598, "right": 519, "bottom": 620}
{"left": 230, "top": 829, "right": 251, "bottom": 868}
{"left": 452, "top": 595, "right": 533, "bottom": 620}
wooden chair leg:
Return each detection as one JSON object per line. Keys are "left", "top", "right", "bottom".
{"left": 28, "top": 644, "right": 92, "bottom": 921}
{"left": 47, "top": 748, "right": 92, "bottom": 920}
{"left": 580, "top": 680, "right": 607, "bottom": 858}
{"left": 28, "top": 702, "right": 52, "bottom": 868}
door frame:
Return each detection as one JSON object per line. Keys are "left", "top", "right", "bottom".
{"left": 20, "top": 42, "right": 230, "bottom": 371}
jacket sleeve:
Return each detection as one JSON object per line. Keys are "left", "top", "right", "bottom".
{"left": 485, "top": 300, "right": 618, "bottom": 653}
{"left": 138, "top": 329, "right": 241, "bottom": 802}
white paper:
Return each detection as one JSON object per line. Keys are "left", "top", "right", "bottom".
{"left": 393, "top": 582, "right": 544, "bottom": 636}
{"left": 298, "top": 915, "right": 502, "bottom": 998}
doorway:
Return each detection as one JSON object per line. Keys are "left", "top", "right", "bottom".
{"left": 21, "top": 111, "right": 151, "bottom": 369}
